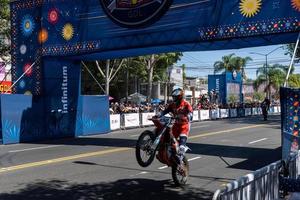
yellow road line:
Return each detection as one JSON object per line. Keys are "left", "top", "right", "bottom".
{"left": 0, "top": 124, "right": 275, "bottom": 173}
{"left": 0, "top": 147, "right": 131, "bottom": 173}
{"left": 190, "top": 124, "right": 267, "bottom": 140}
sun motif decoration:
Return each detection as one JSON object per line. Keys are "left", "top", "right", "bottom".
{"left": 62, "top": 23, "right": 74, "bottom": 41}
{"left": 291, "top": 0, "right": 300, "bottom": 12}
{"left": 48, "top": 8, "right": 59, "bottom": 24}
{"left": 21, "top": 15, "right": 35, "bottom": 36}
{"left": 38, "top": 28, "right": 48, "bottom": 44}
{"left": 239, "top": 0, "right": 262, "bottom": 18}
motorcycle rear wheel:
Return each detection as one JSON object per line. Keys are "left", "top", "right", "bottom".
{"left": 172, "top": 156, "right": 189, "bottom": 186}
{"left": 135, "top": 130, "right": 156, "bottom": 167}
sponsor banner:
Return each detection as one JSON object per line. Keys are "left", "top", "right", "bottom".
{"left": 245, "top": 108, "right": 252, "bottom": 116}
{"left": 0, "top": 81, "right": 12, "bottom": 94}
{"left": 210, "top": 109, "right": 219, "bottom": 119}
{"left": 220, "top": 109, "right": 229, "bottom": 118}
{"left": 257, "top": 107, "right": 262, "bottom": 115}
{"left": 252, "top": 108, "right": 258, "bottom": 115}
{"left": 200, "top": 110, "right": 210, "bottom": 121}
{"left": 124, "top": 113, "right": 140, "bottom": 128}
{"left": 230, "top": 109, "right": 237, "bottom": 118}
{"left": 238, "top": 108, "right": 245, "bottom": 117}
{"left": 192, "top": 110, "right": 199, "bottom": 121}
{"left": 269, "top": 106, "right": 275, "bottom": 113}
{"left": 110, "top": 114, "right": 121, "bottom": 130}
{"left": 141, "top": 112, "right": 155, "bottom": 126}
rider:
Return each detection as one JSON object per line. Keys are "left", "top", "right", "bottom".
{"left": 159, "top": 88, "right": 193, "bottom": 162}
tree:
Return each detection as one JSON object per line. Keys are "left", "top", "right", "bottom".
{"left": 213, "top": 54, "right": 252, "bottom": 78}
{"left": 253, "top": 92, "right": 265, "bottom": 102}
{"left": 288, "top": 74, "right": 300, "bottom": 88}
{"left": 213, "top": 53, "right": 235, "bottom": 74}
{"left": 254, "top": 64, "right": 287, "bottom": 96}
{"left": 227, "top": 94, "right": 238, "bottom": 104}
{"left": 285, "top": 44, "right": 300, "bottom": 62}
{"left": 137, "top": 53, "right": 182, "bottom": 102}
{"left": 0, "top": 0, "right": 10, "bottom": 62}
{"left": 230, "top": 56, "right": 252, "bottom": 79}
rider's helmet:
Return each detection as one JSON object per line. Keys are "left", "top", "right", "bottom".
{"left": 171, "top": 88, "right": 184, "bottom": 104}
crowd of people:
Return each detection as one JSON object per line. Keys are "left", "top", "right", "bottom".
{"left": 109, "top": 96, "right": 278, "bottom": 114}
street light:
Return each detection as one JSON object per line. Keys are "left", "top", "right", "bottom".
{"left": 250, "top": 46, "right": 284, "bottom": 99}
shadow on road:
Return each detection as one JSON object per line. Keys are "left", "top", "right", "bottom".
{"left": 188, "top": 143, "right": 281, "bottom": 171}
{"left": 0, "top": 179, "right": 213, "bottom": 200}
{"left": 209, "top": 114, "right": 281, "bottom": 129}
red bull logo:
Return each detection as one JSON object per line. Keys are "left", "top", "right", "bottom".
{"left": 100, "top": 0, "right": 172, "bottom": 28}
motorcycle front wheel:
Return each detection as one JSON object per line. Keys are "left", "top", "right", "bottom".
{"left": 135, "top": 130, "right": 156, "bottom": 167}
{"left": 172, "top": 156, "right": 189, "bottom": 186}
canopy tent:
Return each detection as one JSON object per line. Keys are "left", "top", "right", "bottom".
{"left": 121, "top": 93, "right": 147, "bottom": 104}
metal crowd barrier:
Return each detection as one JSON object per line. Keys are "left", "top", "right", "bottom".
{"left": 110, "top": 106, "right": 281, "bottom": 131}
{"left": 212, "top": 151, "right": 300, "bottom": 200}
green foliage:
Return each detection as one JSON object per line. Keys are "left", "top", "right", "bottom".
{"left": 81, "top": 53, "right": 183, "bottom": 100}
{"left": 0, "top": 0, "right": 10, "bottom": 61}
{"left": 288, "top": 74, "right": 300, "bottom": 88}
{"left": 285, "top": 44, "right": 300, "bottom": 61}
{"left": 253, "top": 92, "right": 265, "bottom": 102}
{"left": 213, "top": 54, "right": 252, "bottom": 77}
{"left": 227, "top": 95, "right": 238, "bottom": 104}
{"left": 254, "top": 64, "right": 293, "bottom": 98}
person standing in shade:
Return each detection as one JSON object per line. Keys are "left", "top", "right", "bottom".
{"left": 261, "top": 97, "right": 271, "bottom": 121}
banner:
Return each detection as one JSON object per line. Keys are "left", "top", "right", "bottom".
{"left": 141, "top": 112, "right": 155, "bottom": 126}
{"left": 269, "top": 106, "right": 275, "bottom": 114}
{"left": 220, "top": 109, "right": 229, "bottom": 118}
{"left": 200, "top": 110, "right": 210, "bottom": 121}
{"left": 274, "top": 106, "right": 278, "bottom": 113}
{"left": 252, "top": 108, "right": 258, "bottom": 115}
{"left": 230, "top": 109, "right": 238, "bottom": 118}
{"left": 76, "top": 95, "right": 110, "bottom": 136}
{"left": 280, "top": 87, "right": 300, "bottom": 160}
{"left": 210, "top": 109, "right": 219, "bottom": 119}
{"left": 192, "top": 111, "right": 199, "bottom": 121}
{"left": 124, "top": 113, "right": 140, "bottom": 128}
{"left": 110, "top": 114, "right": 121, "bottom": 130}
{"left": 258, "top": 107, "right": 262, "bottom": 115}
{"left": 245, "top": 108, "right": 252, "bottom": 116}
{"left": 1, "top": 94, "right": 32, "bottom": 144}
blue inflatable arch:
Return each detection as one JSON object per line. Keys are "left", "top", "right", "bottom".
{"left": 5, "top": 0, "right": 300, "bottom": 144}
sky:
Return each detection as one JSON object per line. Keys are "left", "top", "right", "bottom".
{"left": 176, "top": 44, "right": 300, "bottom": 80}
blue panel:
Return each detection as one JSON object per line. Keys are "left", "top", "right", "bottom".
{"left": 10, "top": 0, "right": 300, "bottom": 61}
{"left": 208, "top": 74, "right": 226, "bottom": 104}
{"left": 76, "top": 95, "right": 110, "bottom": 136}
{"left": 43, "top": 58, "right": 81, "bottom": 138}
{"left": 1, "top": 94, "right": 32, "bottom": 144}
{"left": 280, "top": 87, "right": 300, "bottom": 160}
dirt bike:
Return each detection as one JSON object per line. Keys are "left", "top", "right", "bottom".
{"left": 135, "top": 115, "right": 190, "bottom": 186}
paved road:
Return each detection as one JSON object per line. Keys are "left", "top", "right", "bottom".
{"left": 0, "top": 115, "right": 281, "bottom": 200}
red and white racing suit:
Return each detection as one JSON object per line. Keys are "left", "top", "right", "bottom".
{"left": 162, "top": 99, "right": 193, "bottom": 139}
